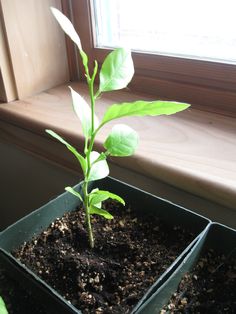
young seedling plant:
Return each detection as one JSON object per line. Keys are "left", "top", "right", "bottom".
{"left": 47, "top": 8, "right": 190, "bottom": 249}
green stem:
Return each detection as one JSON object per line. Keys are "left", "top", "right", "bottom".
{"left": 89, "top": 81, "right": 95, "bottom": 134}
{"left": 88, "top": 120, "right": 105, "bottom": 155}
{"left": 88, "top": 61, "right": 98, "bottom": 135}
{"left": 84, "top": 137, "right": 88, "bottom": 155}
{"left": 83, "top": 180, "right": 94, "bottom": 248}
{"left": 83, "top": 61, "right": 98, "bottom": 249}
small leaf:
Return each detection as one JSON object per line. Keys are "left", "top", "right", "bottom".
{"left": 89, "top": 189, "right": 102, "bottom": 208}
{"left": 46, "top": 130, "right": 86, "bottom": 174}
{"left": 93, "top": 152, "right": 107, "bottom": 163}
{"left": 99, "top": 48, "right": 134, "bottom": 93}
{"left": 0, "top": 297, "right": 8, "bottom": 314}
{"left": 70, "top": 87, "right": 99, "bottom": 138}
{"left": 95, "top": 202, "right": 102, "bottom": 208}
{"left": 102, "top": 100, "right": 190, "bottom": 124}
{"left": 79, "top": 50, "right": 89, "bottom": 75}
{"left": 89, "top": 189, "right": 125, "bottom": 206}
{"left": 104, "top": 124, "right": 139, "bottom": 157}
{"left": 89, "top": 192, "right": 107, "bottom": 206}
{"left": 90, "top": 205, "right": 113, "bottom": 219}
{"left": 51, "top": 7, "right": 82, "bottom": 50}
{"left": 65, "top": 187, "right": 83, "bottom": 202}
{"left": 51, "top": 7, "right": 89, "bottom": 73}
{"left": 88, "top": 151, "right": 109, "bottom": 181}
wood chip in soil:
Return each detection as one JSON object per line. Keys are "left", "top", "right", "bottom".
{"left": 13, "top": 200, "right": 196, "bottom": 314}
{"left": 161, "top": 249, "right": 236, "bottom": 313}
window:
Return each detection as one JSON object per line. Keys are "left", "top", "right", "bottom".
{"left": 93, "top": 0, "right": 236, "bottom": 64}
{"left": 1, "top": 0, "right": 236, "bottom": 117}
{"left": 69, "top": 0, "right": 236, "bottom": 118}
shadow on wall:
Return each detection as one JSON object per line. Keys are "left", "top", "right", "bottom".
{"left": 0, "top": 142, "right": 79, "bottom": 230}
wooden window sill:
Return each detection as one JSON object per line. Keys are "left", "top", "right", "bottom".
{"left": 0, "top": 82, "right": 235, "bottom": 211}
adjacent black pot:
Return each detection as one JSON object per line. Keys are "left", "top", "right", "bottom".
{"left": 0, "top": 249, "right": 75, "bottom": 314}
{"left": 136, "top": 222, "right": 236, "bottom": 313}
{"left": 0, "top": 177, "right": 210, "bottom": 313}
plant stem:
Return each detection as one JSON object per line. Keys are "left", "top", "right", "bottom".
{"left": 89, "top": 81, "right": 95, "bottom": 134}
{"left": 88, "top": 60, "right": 97, "bottom": 136}
{"left": 83, "top": 62, "right": 97, "bottom": 249}
{"left": 83, "top": 180, "right": 94, "bottom": 248}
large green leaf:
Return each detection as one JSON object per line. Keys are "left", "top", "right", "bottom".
{"left": 46, "top": 130, "right": 86, "bottom": 174}
{"left": 0, "top": 297, "right": 8, "bottom": 314}
{"left": 89, "top": 205, "right": 113, "bottom": 219}
{"left": 51, "top": 7, "right": 88, "bottom": 72}
{"left": 65, "top": 186, "right": 83, "bottom": 202}
{"left": 70, "top": 87, "right": 99, "bottom": 139}
{"left": 104, "top": 124, "right": 139, "bottom": 156}
{"left": 99, "top": 48, "right": 134, "bottom": 93}
{"left": 102, "top": 100, "right": 190, "bottom": 124}
{"left": 88, "top": 151, "right": 109, "bottom": 181}
{"left": 89, "top": 189, "right": 125, "bottom": 206}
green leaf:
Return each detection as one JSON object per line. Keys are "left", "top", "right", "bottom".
{"left": 51, "top": 7, "right": 82, "bottom": 50}
{"left": 89, "top": 205, "right": 113, "bottom": 219}
{"left": 79, "top": 50, "right": 89, "bottom": 75}
{"left": 89, "top": 192, "right": 107, "bottom": 206}
{"left": 104, "top": 124, "right": 139, "bottom": 157}
{"left": 46, "top": 130, "right": 86, "bottom": 174}
{"left": 0, "top": 297, "right": 8, "bottom": 314}
{"left": 93, "top": 152, "right": 107, "bottom": 163}
{"left": 50, "top": 7, "right": 89, "bottom": 73}
{"left": 89, "top": 189, "right": 102, "bottom": 208}
{"left": 89, "top": 189, "right": 125, "bottom": 206}
{"left": 88, "top": 151, "right": 109, "bottom": 181}
{"left": 69, "top": 87, "right": 99, "bottom": 139}
{"left": 102, "top": 100, "right": 190, "bottom": 124}
{"left": 65, "top": 187, "right": 83, "bottom": 202}
{"left": 99, "top": 48, "right": 134, "bottom": 93}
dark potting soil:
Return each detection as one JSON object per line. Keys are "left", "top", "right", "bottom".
{"left": 13, "top": 200, "right": 195, "bottom": 314}
{"left": 0, "top": 267, "right": 50, "bottom": 314}
{"left": 161, "top": 249, "right": 236, "bottom": 314}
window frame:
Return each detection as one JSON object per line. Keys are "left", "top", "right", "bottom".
{"left": 65, "top": 0, "right": 236, "bottom": 117}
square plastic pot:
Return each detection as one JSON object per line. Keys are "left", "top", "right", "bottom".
{"left": 136, "top": 222, "right": 236, "bottom": 313}
{"left": 0, "top": 177, "right": 210, "bottom": 313}
{"left": 0, "top": 249, "right": 75, "bottom": 314}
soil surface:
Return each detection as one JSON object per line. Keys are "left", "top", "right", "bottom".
{"left": 0, "top": 267, "right": 49, "bottom": 314}
{"left": 161, "top": 249, "right": 236, "bottom": 313}
{"left": 13, "top": 200, "right": 195, "bottom": 314}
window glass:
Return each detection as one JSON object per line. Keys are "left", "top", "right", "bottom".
{"left": 93, "top": 0, "right": 236, "bottom": 63}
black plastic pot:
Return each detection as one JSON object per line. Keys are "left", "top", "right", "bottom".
{"left": 0, "top": 249, "right": 76, "bottom": 314}
{"left": 136, "top": 222, "right": 236, "bottom": 313}
{"left": 0, "top": 176, "right": 210, "bottom": 313}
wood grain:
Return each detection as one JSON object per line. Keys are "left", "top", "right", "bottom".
{"left": 61, "top": 0, "right": 79, "bottom": 81}
{"left": 0, "top": 0, "right": 69, "bottom": 99}
{"left": 0, "top": 82, "right": 235, "bottom": 211}
{"left": 93, "top": 48, "right": 236, "bottom": 118}
{"left": 0, "top": 5, "right": 17, "bottom": 102}
{"left": 130, "top": 75, "right": 236, "bottom": 118}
